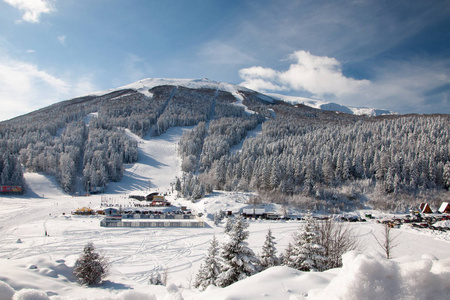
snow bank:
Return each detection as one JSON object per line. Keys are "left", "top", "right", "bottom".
{"left": 196, "top": 266, "right": 336, "bottom": 300}
{"left": 0, "top": 280, "right": 15, "bottom": 300}
{"left": 434, "top": 220, "right": 450, "bottom": 228}
{"left": 308, "top": 251, "right": 450, "bottom": 300}
{"left": 116, "top": 290, "right": 156, "bottom": 300}
{"left": 12, "top": 289, "right": 50, "bottom": 300}
{"left": 0, "top": 278, "right": 160, "bottom": 300}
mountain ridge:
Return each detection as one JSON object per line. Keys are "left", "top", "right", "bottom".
{"left": 0, "top": 77, "right": 448, "bottom": 208}
{"left": 87, "top": 77, "right": 394, "bottom": 117}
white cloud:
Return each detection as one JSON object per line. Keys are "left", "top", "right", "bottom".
{"left": 238, "top": 66, "right": 286, "bottom": 91}
{"left": 0, "top": 54, "right": 99, "bottom": 121}
{"left": 240, "top": 50, "right": 370, "bottom": 97}
{"left": 351, "top": 60, "right": 450, "bottom": 113}
{"left": 57, "top": 35, "right": 66, "bottom": 46}
{"left": 3, "top": 0, "right": 54, "bottom": 23}
{"left": 239, "top": 50, "right": 450, "bottom": 114}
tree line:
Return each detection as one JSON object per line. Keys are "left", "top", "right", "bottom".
{"left": 194, "top": 213, "right": 359, "bottom": 290}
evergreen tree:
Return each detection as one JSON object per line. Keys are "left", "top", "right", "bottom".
{"left": 73, "top": 242, "right": 108, "bottom": 286}
{"left": 216, "top": 216, "right": 259, "bottom": 287}
{"left": 259, "top": 228, "right": 279, "bottom": 270}
{"left": 282, "top": 242, "right": 296, "bottom": 268}
{"left": 194, "top": 235, "right": 221, "bottom": 291}
{"left": 289, "top": 212, "right": 327, "bottom": 271}
{"left": 224, "top": 217, "right": 234, "bottom": 234}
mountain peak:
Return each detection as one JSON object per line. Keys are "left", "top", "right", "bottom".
{"left": 88, "top": 77, "right": 395, "bottom": 117}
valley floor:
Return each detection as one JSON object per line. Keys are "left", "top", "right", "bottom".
{"left": 0, "top": 126, "right": 449, "bottom": 299}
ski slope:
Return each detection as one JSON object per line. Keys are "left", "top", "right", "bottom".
{"left": 0, "top": 126, "right": 449, "bottom": 299}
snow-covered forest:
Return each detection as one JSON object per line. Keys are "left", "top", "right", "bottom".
{"left": 0, "top": 82, "right": 449, "bottom": 210}
{"left": 180, "top": 113, "right": 450, "bottom": 210}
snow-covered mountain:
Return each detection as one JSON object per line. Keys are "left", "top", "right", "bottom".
{"left": 90, "top": 77, "right": 394, "bottom": 116}
{"left": 267, "top": 93, "right": 396, "bottom": 116}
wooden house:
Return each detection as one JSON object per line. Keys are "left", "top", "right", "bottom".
{"left": 438, "top": 202, "right": 450, "bottom": 214}
{"left": 419, "top": 202, "right": 433, "bottom": 214}
{"left": 151, "top": 195, "right": 170, "bottom": 206}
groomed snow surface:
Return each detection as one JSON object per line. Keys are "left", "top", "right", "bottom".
{"left": 1, "top": 126, "right": 449, "bottom": 299}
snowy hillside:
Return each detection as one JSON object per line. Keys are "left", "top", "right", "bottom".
{"left": 0, "top": 125, "right": 449, "bottom": 299}
{"left": 268, "top": 93, "right": 396, "bottom": 116}
{"left": 89, "top": 77, "right": 393, "bottom": 116}
{"left": 89, "top": 77, "right": 273, "bottom": 115}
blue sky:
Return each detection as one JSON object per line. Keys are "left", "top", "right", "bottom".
{"left": 1, "top": 0, "right": 449, "bottom": 121}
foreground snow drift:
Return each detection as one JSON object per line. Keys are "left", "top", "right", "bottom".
{"left": 1, "top": 251, "right": 449, "bottom": 299}
{"left": 308, "top": 251, "right": 450, "bottom": 300}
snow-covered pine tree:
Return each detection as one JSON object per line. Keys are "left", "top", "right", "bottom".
{"left": 214, "top": 211, "right": 224, "bottom": 226}
{"left": 194, "top": 235, "right": 221, "bottom": 291}
{"left": 216, "top": 216, "right": 259, "bottom": 287}
{"left": 282, "top": 242, "right": 296, "bottom": 268}
{"left": 148, "top": 270, "right": 164, "bottom": 286}
{"left": 73, "top": 242, "right": 108, "bottom": 286}
{"left": 259, "top": 228, "right": 279, "bottom": 270}
{"left": 290, "top": 212, "right": 327, "bottom": 271}
{"left": 224, "top": 217, "right": 234, "bottom": 234}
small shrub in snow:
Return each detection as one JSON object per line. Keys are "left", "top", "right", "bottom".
{"left": 73, "top": 242, "right": 108, "bottom": 286}
{"left": 372, "top": 224, "right": 399, "bottom": 259}
{"left": 148, "top": 270, "right": 164, "bottom": 286}
{"left": 316, "top": 218, "right": 360, "bottom": 269}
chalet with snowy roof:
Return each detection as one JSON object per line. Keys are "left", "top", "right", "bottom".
{"left": 438, "top": 202, "right": 450, "bottom": 214}
{"left": 419, "top": 202, "right": 433, "bottom": 214}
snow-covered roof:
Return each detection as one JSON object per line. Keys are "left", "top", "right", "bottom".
{"left": 439, "top": 202, "right": 450, "bottom": 213}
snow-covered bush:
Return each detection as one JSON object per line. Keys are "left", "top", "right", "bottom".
{"left": 148, "top": 270, "right": 164, "bottom": 286}
{"left": 73, "top": 242, "right": 109, "bottom": 286}
{"left": 285, "top": 212, "right": 328, "bottom": 271}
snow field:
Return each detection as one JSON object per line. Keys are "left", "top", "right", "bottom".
{"left": 1, "top": 125, "right": 450, "bottom": 299}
